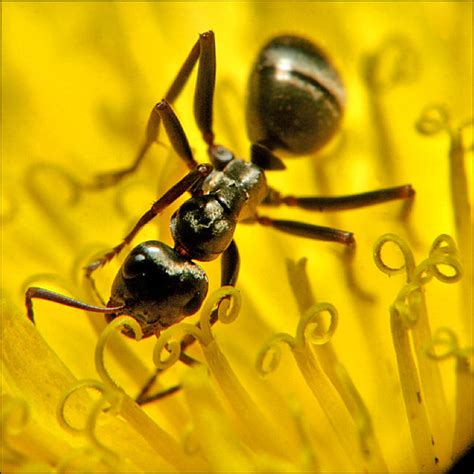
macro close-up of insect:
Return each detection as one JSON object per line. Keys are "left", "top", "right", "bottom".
{"left": 25, "top": 31, "right": 414, "bottom": 345}
{"left": 3, "top": 3, "right": 471, "bottom": 473}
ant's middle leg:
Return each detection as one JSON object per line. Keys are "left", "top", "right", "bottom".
{"left": 256, "top": 215, "right": 355, "bottom": 245}
{"left": 91, "top": 31, "right": 216, "bottom": 188}
{"left": 262, "top": 184, "right": 414, "bottom": 211}
{"left": 256, "top": 184, "right": 414, "bottom": 245}
{"left": 179, "top": 239, "right": 240, "bottom": 351}
{"left": 136, "top": 240, "right": 240, "bottom": 405}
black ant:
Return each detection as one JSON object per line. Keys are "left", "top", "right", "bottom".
{"left": 26, "top": 32, "right": 414, "bottom": 400}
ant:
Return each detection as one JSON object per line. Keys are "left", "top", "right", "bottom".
{"left": 26, "top": 32, "right": 414, "bottom": 401}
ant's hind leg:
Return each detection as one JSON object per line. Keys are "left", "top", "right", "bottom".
{"left": 84, "top": 162, "right": 212, "bottom": 281}
{"left": 257, "top": 185, "right": 415, "bottom": 245}
{"left": 91, "top": 31, "right": 216, "bottom": 188}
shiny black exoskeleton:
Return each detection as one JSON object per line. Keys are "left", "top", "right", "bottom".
{"left": 26, "top": 31, "right": 414, "bottom": 346}
{"left": 247, "top": 35, "right": 345, "bottom": 155}
{"left": 107, "top": 241, "right": 209, "bottom": 338}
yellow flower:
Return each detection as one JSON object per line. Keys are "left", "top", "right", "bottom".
{"left": 2, "top": 2, "right": 472, "bottom": 473}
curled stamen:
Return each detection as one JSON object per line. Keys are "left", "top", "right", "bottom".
{"left": 427, "top": 234, "right": 462, "bottom": 283}
{"left": 57, "top": 379, "right": 122, "bottom": 463}
{"left": 199, "top": 286, "right": 241, "bottom": 340}
{"left": 426, "top": 327, "right": 459, "bottom": 361}
{"left": 430, "top": 233, "right": 458, "bottom": 256}
{"left": 153, "top": 287, "right": 241, "bottom": 371}
{"left": 153, "top": 323, "right": 203, "bottom": 371}
{"left": 95, "top": 316, "right": 143, "bottom": 390}
{"left": 296, "top": 303, "right": 338, "bottom": 347}
{"left": 256, "top": 333, "right": 297, "bottom": 376}
{"left": 426, "top": 328, "right": 474, "bottom": 375}
{"left": 26, "top": 162, "right": 83, "bottom": 207}
{"left": 362, "top": 36, "right": 419, "bottom": 93}
{"left": 387, "top": 235, "right": 461, "bottom": 327}
{"left": 413, "top": 253, "right": 462, "bottom": 286}
{"left": 57, "top": 379, "right": 109, "bottom": 434}
{"left": 415, "top": 104, "right": 451, "bottom": 135}
{"left": 373, "top": 233, "right": 416, "bottom": 281}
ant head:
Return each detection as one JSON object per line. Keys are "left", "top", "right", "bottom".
{"left": 170, "top": 195, "right": 236, "bottom": 262}
{"left": 107, "top": 241, "right": 208, "bottom": 338}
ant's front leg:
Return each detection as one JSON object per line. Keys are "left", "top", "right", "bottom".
{"left": 84, "top": 101, "right": 212, "bottom": 283}
{"left": 25, "top": 287, "right": 124, "bottom": 325}
{"left": 91, "top": 31, "right": 216, "bottom": 189}
{"left": 84, "top": 162, "right": 212, "bottom": 281}
{"left": 135, "top": 240, "right": 240, "bottom": 406}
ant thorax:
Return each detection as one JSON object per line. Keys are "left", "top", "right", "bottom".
{"left": 202, "top": 158, "right": 268, "bottom": 221}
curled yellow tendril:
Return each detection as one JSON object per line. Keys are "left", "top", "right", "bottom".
{"left": 362, "top": 36, "right": 419, "bottom": 93}
{"left": 57, "top": 379, "right": 122, "bottom": 464}
{"left": 256, "top": 303, "right": 338, "bottom": 376}
{"left": 296, "top": 302, "right": 338, "bottom": 347}
{"left": 416, "top": 104, "right": 451, "bottom": 136}
{"left": 412, "top": 235, "right": 461, "bottom": 288}
{"left": 153, "top": 322, "right": 203, "bottom": 370}
{"left": 153, "top": 286, "right": 241, "bottom": 370}
{"left": 373, "top": 233, "right": 416, "bottom": 280}
{"left": 375, "top": 234, "right": 461, "bottom": 327}
{"left": 256, "top": 333, "right": 297, "bottom": 376}
{"left": 95, "top": 316, "right": 143, "bottom": 390}
{"left": 26, "top": 162, "right": 83, "bottom": 207}
{"left": 417, "top": 104, "right": 473, "bottom": 150}
{"left": 199, "top": 286, "right": 241, "bottom": 337}
{"left": 426, "top": 327, "right": 474, "bottom": 374}
{"left": 425, "top": 327, "right": 460, "bottom": 361}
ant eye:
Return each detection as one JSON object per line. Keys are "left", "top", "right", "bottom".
{"left": 122, "top": 252, "right": 147, "bottom": 279}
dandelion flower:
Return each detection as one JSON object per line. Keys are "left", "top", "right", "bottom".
{"left": 2, "top": 2, "right": 472, "bottom": 473}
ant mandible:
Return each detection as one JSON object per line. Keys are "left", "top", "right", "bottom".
{"left": 26, "top": 31, "right": 414, "bottom": 350}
